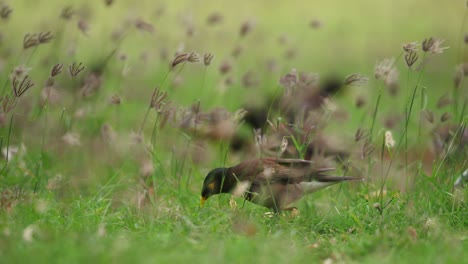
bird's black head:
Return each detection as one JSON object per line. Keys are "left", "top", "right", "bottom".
{"left": 200, "top": 168, "right": 229, "bottom": 206}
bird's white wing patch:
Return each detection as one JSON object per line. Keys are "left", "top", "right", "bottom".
{"left": 232, "top": 181, "right": 252, "bottom": 197}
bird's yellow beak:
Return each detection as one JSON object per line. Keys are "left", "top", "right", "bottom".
{"left": 200, "top": 196, "right": 207, "bottom": 206}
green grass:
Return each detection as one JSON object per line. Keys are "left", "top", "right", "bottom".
{"left": 0, "top": 0, "right": 467, "bottom": 263}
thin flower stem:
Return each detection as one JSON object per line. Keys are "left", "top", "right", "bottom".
{"left": 0, "top": 114, "right": 14, "bottom": 177}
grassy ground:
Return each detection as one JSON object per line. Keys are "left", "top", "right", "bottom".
{"left": 0, "top": 0, "right": 467, "bottom": 263}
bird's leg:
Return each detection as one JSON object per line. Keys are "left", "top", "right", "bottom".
{"left": 281, "top": 207, "right": 300, "bottom": 218}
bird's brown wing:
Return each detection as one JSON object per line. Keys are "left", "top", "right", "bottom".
{"left": 261, "top": 158, "right": 336, "bottom": 183}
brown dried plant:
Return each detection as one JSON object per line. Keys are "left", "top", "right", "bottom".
{"left": 404, "top": 51, "right": 418, "bottom": 68}
{"left": 436, "top": 94, "right": 453, "bottom": 108}
{"left": 454, "top": 63, "right": 468, "bottom": 88}
{"left": 69, "top": 62, "right": 85, "bottom": 77}
{"left": 60, "top": 6, "right": 74, "bottom": 20}
{"left": 440, "top": 113, "right": 451, "bottom": 122}
{"left": 23, "top": 32, "right": 53, "bottom": 49}
{"left": 77, "top": 19, "right": 89, "bottom": 35}
{"left": 310, "top": 19, "right": 323, "bottom": 29}
{"left": 355, "top": 96, "right": 366, "bottom": 108}
{"left": 0, "top": 95, "right": 17, "bottom": 113}
{"left": 150, "top": 87, "right": 168, "bottom": 112}
{"left": 219, "top": 60, "right": 232, "bottom": 74}
{"left": 110, "top": 95, "right": 121, "bottom": 105}
{"left": 171, "top": 53, "right": 189, "bottom": 67}
{"left": 355, "top": 128, "right": 369, "bottom": 142}
{"left": 344, "top": 74, "right": 368, "bottom": 86}
{"left": 11, "top": 75, "right": 34, "bottom": 98}
{"left": 206, "top": 12, "right": 223, "bottom": 25}
{"left": 422, "top": 37, "right": 448, "bottom": 54}
{"left": 421, "top": 110, "right": 434, "bottom": 124}
{"left": 187, "top": 52, "right": 200, "bottom": 63}
{"left": 240, "top": 20, "right": 254, "bottom": 37}
{"left": 402, "top": 42, "right": 419, "bottom": 53}
{"left": 361, "top": 139, "right": 375, "bottom": 159}
{"left": 50, "top": 64, "right": 63, "bottom": 77}
{"left": 203, "top": 53, "right": 214, "bottom": 66}
{"left": 0, "top": 4, "right": 12, "bottom": 20}
{"left": 23, "top": 34, "right": 38, "bottom": 49}
{"left": 374, "top": 58, "right": 395, "bottom": 79}
{"left": 38, "top": 31, "right": 54, "bottom": 44}
{"left": 135, "top": 18, "right": 154, "bottom": 33}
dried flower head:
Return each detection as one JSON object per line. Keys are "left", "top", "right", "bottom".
{"left": 242, "top": 70, "right": 258, "bottom": 88}
{"left": 80, "top": 73, "right": 102, "bottom": 97}
{"left": 135, "top": 18, "right": 154, "bottom": 33}
{"left": 45, "top": 77, "right": 54, "bottom": 88}
{"left": 11, "top": 65, "right": 31, "bottom": 79}
{"left": 404, "top": 51, "right": 418, "bottom": 68}
{"left": 254, "top": 128, "right": 267, "bottom": 153}
{"left": 206, "top": 12, "right": 223, "bottom": 25}
{"left": 187, "top": 52, "right": 200, "bottom": 63}
{"left": 453, "top": 63, "right": 468, "bottom": 88}
{"left": 69, "top": 62, "right": 85, "bottom": 77}
{"left": 266, "top": 59, "right": 279, "bottom": 73}
{"left": 385, "top": 131, "right": 395, "bottom": 149}
{"left": 150, "top": 87, "right": 168, "bottom": 111}
{"left": 40, "top": 86, "right": 60, "bottom": 106}
{"left": 384, "top": 68, "right": 400, "bottom": 95}
{"left": 203, "top": 53, "right": 214, "bottom": 66}
{"left": 62, "top": 132, "right": 81, "bottom": 146}
{"left": 436, "top": 94, "right": 453, "bottom": 109}
{"left": 0, "top": 95, "right": 17, "bottom": 113}
{"left": 422, "top": 37, "right": 449, "bottom": 54}
{"left": 240, "top": 20, "right": 255, "bottom": 37}
{"left": 0, "top": 4, "right": 12, "bottom": 20}
{"left": 233, "top": 108, "right": 248, "bottom": 122}
{"left": 355, "top": 128, "right": 369, "bottom": 142}
{"left": 280, "top": 136, "right": 288, "bottom": 155}
{"left": 77, "top": 19, "right": 89, "bottom": 36}
{"left": 38, "top": 31, "right": 53, "bottom": 44}
{"left": 219, "top": 60, "right": 232, "bottom": 74}
{"left": 361, "top": 140, "right": 375, "bottom": 159}
{"left": 118, "top": 53, "right": 128, "bottom": 61}
{"left": 60, "top": 6, "right": 74, "bottom": 20}
{"left": 310, "top": 19, "right": 322, "bottom": 29}
{"left": 374, "top": 58, "right": 395, "bottom": 79}
{"left": 440, "top": 112, "right": 451, "bottom": 122}
{"left": 171, "top": 53, "right": 189, "bottom": 67}
{"left": 421, "top": 110, "right": 434, "bottom": 124}
{"left": 11, "top": 75, "right": 34, "bottom": 98}
{"left": 284, "top": 48, "right": 296, "bottom": 60}
{"left": 355, "top": 96, "right": 366, "bottom": 108}
{"left": 68, "top": 62, "right": 85, "bottom": 77}
{"left": 104, "top": 0, "right": 114, "bottom": 6}
{"left": 231, "top": 45, "right": 243, "bottom": 58}
{"left": 110, "top": 95, "right": 121, "bottom": 105}
{"left": 50, "top": 64, "right": 63, "bottom": 77}
{"left": 186, "top": 25, "right": 195, "bottom": 37}
{"left": 344, "top": 74, "right": 368, "bottom": 86}
{"left": 402, "top": 42, "right": 419, "bottom": 53}
{"left": 279, "top": 68, "right": 298, "bottom": 92}
{"left": 23, "top": 34, "right": 38, "bottom": 49}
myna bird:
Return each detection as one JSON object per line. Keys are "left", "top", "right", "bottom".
{"left": 200, "top": 158, "right": 362, "bottom": 212}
